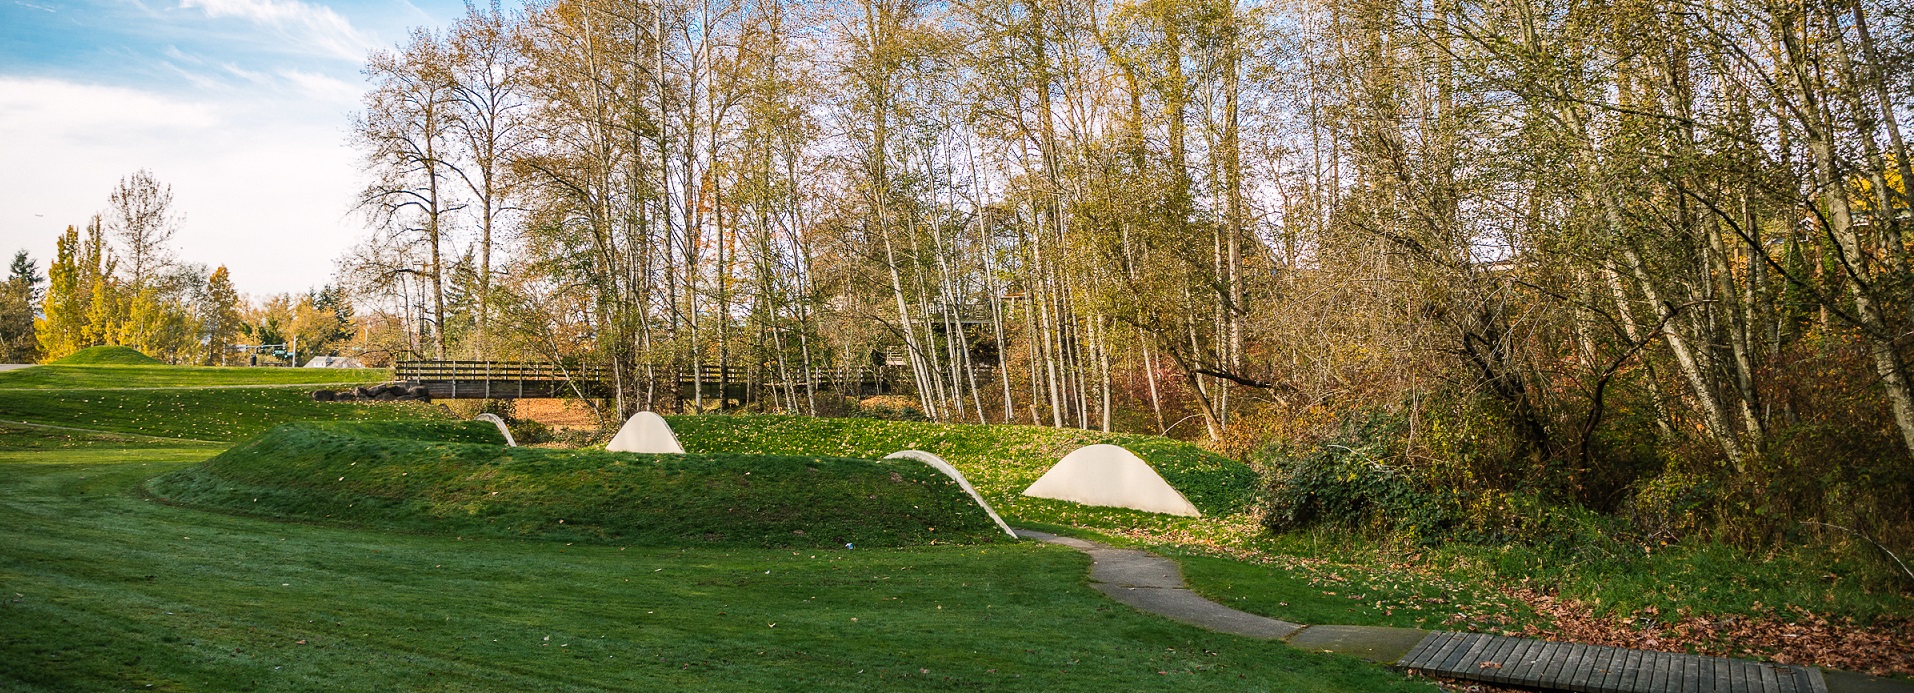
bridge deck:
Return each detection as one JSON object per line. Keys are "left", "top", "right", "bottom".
{"left": 1396, "top": 631, "right": 1828, "bottom": 693}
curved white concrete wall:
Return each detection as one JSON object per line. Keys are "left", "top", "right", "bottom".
{"left": 884, "top": 450, "right": 1018, "bottom": 538}
{"left": 1021, "top": 443, "right": 1201, "bottom": 517}
{"left": 472, "top": 414, "right": 517, "bottom": 447}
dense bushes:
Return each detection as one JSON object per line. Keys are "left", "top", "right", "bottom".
{"left": 1261, "top": 412, "right": 1456, "bottom": 541}
{"left": 1262, "top": 394, "right": 1914, "bottom": 591}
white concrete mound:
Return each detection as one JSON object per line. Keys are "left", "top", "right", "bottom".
{"left": 1021, "top": 444, "right": 1201, "bottom": 517}
{"left": 606, "top": 411, "right": 685, "bottom": 453}
{"left": 884, "top": 451, "right": 1017, "bottom": 539}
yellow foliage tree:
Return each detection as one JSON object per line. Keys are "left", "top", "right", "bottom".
{"left": 34, "top": 226, "right": 88, "bottom": 361}
{"left": 202, "top": 266, "right": 242, "bottom": 365}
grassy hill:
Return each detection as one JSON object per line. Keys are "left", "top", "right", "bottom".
{"left": 0, "top": 406, "right": 1427, "bottom": 689}
{"left": 0, "top": 386, "right": 445, "bottom": 442}
{"left": 0, "top": 364, "right": 388, "bottom": 389}
{"left": 150, "top": 421, "right": 1010, "bottom": 548}
{"left": 1, "top": 432, "right": 1425, "bottom": 690}
{"left": 665, "top": 414, "right": 1261, "bottom": 526}
{"left": 52, "top": 345, "right": 162, "bottom": 365}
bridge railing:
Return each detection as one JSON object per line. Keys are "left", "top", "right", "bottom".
{"left": 395, "top": 360, "right": 610, "bottom": 383}
{"left": 392, "top": 360, "right": 939, "bottom": 397}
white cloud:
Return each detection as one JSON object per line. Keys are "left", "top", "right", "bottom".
{"left": 0, "top": 78, "right": 219, "bottom": 135}
{"left": 279, "top": 69, "right": 360, "bottom": 106}
{"left": 0, "top": 76, "right": 367, "bottom": 295}
{"left": 176, "top": 0, "right": 376, "bottom": 61}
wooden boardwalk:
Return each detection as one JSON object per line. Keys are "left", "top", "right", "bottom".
{"left": 1396, "top": 631, "right": 1829, "bottom": 693}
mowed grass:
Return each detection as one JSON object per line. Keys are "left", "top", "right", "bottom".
{"left": 0, "top": 386, "right": 446, "bottom": 442}
{"left": 0, "top": 421, "right": 217, "bottom": 451}
{"left": 0, "top": 364, "right": 388, "bottom": 389}
{"left": 0, "top": 432, "right": 1431, "bottom": 691}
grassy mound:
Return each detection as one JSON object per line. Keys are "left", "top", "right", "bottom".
{"left": 0, "top": 386, "right": 446, "bottom": 442}
{"left": 149, "top": 421, "right": 1007, "bottom": 548}
{"left": 0, "top": 364, "right": 387, "bottom": 389}
{"left": 53, "top": 345, "right": 162, "bottom": 365}
{"left": 665, "top": 414, "right": 1259, "bottom": 517}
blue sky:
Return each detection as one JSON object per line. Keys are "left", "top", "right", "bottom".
{"left": 0, "top": 0, "right": 479, "bottom": 295}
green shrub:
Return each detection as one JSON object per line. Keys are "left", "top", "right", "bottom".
{"left": 1261, "top": 411, "right": 1455, "bottom": 540}
{"left": 506, "top": 417, "right": 555, "bottom": 445}
{"left": 855, "top": 395, "right": 927, "bottom": 421}
{"left": 149, "top": 422, "right": 1006, "bottom": 548}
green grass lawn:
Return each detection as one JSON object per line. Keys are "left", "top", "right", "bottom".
{"left": 0, "top": 433, "right": 1430, "bottom": 691}
{"left": 10, "top": 379, "right": 1901, "bottom": 687}
{"left": 0, "top": 364, "right": 388, "bottom": 389}
{"left": 0, "top": 386, "right": 445, "bottom": 442}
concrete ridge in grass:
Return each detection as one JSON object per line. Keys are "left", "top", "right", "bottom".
{"left": 1015, "top": 528, "right": 1911, "bottom": 693}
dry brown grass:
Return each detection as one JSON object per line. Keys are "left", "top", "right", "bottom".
{"left": 513, "top": 398, "right": 602, "bottom": 430}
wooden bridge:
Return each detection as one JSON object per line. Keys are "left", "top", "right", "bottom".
{"left": 395, "top": 361, "right": 612, "bottom": 399}
{"left": 394, "top": 360, "right": 908, "bottom": 400}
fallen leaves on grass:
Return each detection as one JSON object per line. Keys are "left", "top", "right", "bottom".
{"left": 1508, "top": 587, "right": 1914, "bottom": 677}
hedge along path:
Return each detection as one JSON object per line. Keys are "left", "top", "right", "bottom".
{"left": 1013, "top": 529, "right": 1900, "bottom": 693}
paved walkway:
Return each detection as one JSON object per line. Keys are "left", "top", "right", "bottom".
{"left": 0, "top": 364, "right": 34, "bottom": 372}
{"left": 1015, "top": 528, "right": 1909, "bottom": 693}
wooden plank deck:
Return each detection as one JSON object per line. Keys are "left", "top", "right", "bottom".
{"left": 1396, "top": 631, "right": 1828, "bottom": 693}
